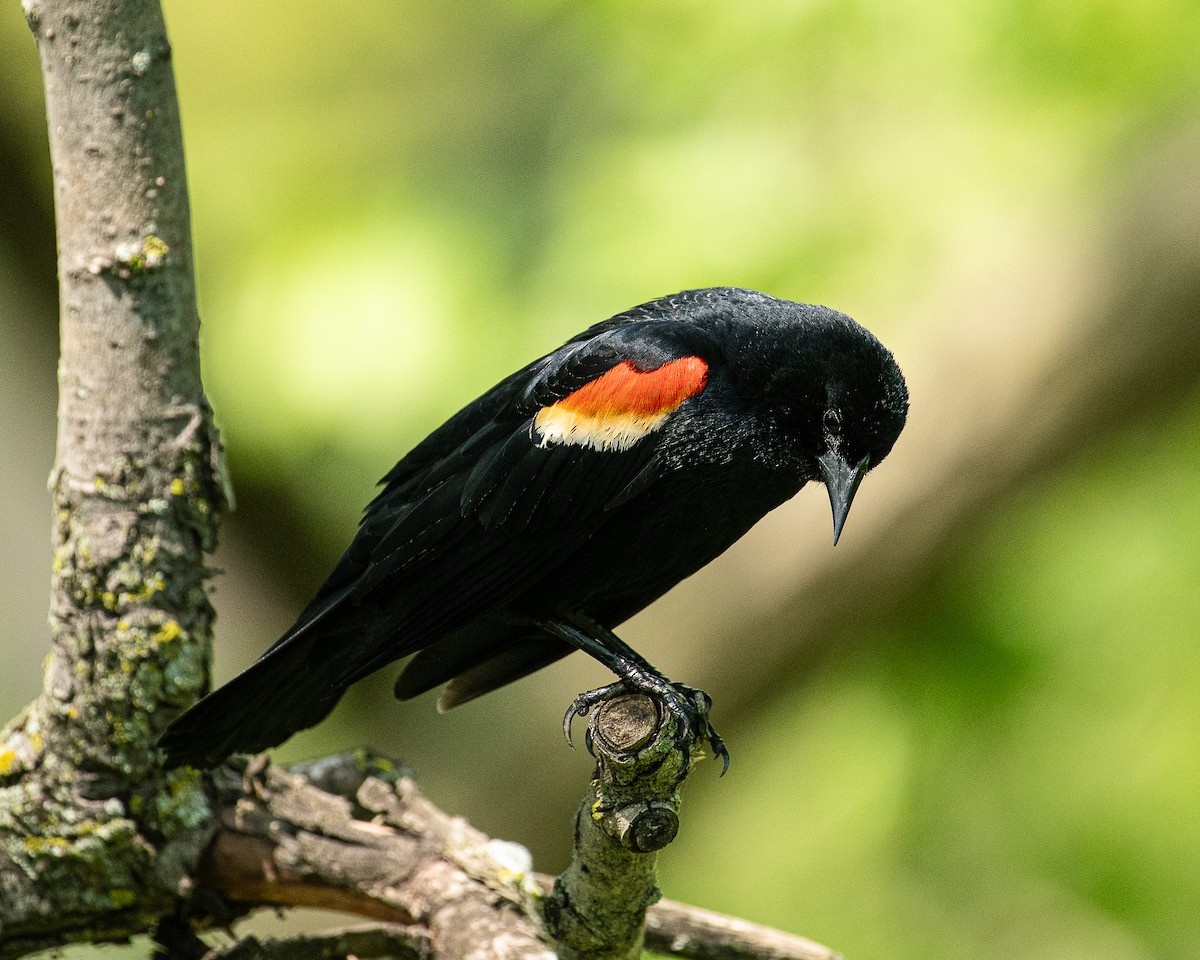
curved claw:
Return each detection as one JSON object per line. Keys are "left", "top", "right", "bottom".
{"left": 563, "top": 680, "right": 630, "bottom": 749}
{"left": 664, "top": 685, "right": 729, "bottom": 774}
{"left": 562, "top": 704, "right": 579, "bottom": 748}
{"left": 706, "top": 721, "right": 731, "bottom": 776}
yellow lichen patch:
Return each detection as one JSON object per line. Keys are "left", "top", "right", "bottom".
{"left": 110, "top": 575, "right": 167, "bottom": 610}
{"left": 114, "top": 235, "right": 169, "bottom": 273}
{"left": 111, "top": 888, "right": 137, "bottom": 909}
{"left": 0, "top": 750, "right": 16, "bottom": 776}
{"left": 170, "top": 478, "right": 185, "bottom": 496}
{"left": 496, "top": 868, "right": 524, "bottom": 885}
{"left": 143, "top": 235, "right": 168, "bottom": 254}
{"left": 29, "top": 732, "right": 43, "bottom": 754}
{"left": 154, "top": 620, "right": 183, "bottom": 644}
{"left": 21, "top": 836, "right": 71, "bottom": 855}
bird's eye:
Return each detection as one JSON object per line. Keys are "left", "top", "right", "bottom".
{"left": 823, "top": 409, "right": 842, "bottom": 433}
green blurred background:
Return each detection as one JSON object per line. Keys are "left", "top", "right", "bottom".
{"left": 3, "top": 1, "right": 1200, "bottom": 957}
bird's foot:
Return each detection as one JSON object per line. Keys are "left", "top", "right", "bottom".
{"left": 672, "top": 683, "right": 729, "bottom": 775}
{"left": 563, "top": 674, "right": 729, "bottom": 774}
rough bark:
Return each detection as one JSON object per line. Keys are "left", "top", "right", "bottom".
{"left": 193, "top": 751, "right": 832, "bottom": 960}
{"left": 543, "top": 695, "right": 695, "bottom": 960}
{"left": 197, "top": 923, "right": 433, "bottom": 960}
{"left": 198, "top": 755, "right": 553, "bottom": 960}
{"left": 0, "top": 0, "right": 227, "bottom": 952}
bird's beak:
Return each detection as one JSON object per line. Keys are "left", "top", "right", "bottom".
{"left": 817, "top": 450, "right": 870, "bottom": 546}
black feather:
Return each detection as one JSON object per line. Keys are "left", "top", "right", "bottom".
{"left": 159, "top": 287, "right": 908, "bottom": 769}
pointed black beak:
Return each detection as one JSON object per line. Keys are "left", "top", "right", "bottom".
{"left": 817, "top": 450, "right": 870, "bottom": 545}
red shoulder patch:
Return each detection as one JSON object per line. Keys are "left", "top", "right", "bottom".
{"left": 534, "top": 356, "right": 708, "bottom": 452}
{"left": 559, "top": 356, "right": 708, "bottom": 417}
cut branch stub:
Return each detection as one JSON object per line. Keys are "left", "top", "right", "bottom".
{"left": 545, "top": 692, "right": 702, "bottom": 960}
{"left": 589, "top": 695, "right": 682, "bottom": 853}
{"left": 592, "top": 694, "right": 660, "bottom": 755}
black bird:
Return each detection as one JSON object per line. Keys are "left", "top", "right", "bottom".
{"left": 160, "top": 287, "right": 908, "bottom": 770}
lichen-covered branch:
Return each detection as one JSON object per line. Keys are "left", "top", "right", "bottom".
{"left": 0, "top": 0, "right": 225, "bottom": 953}
{"left": 198, "top": 754, "right": 553, "bottom": 960}
{"left": 193, "top": 752, "right": 834, "bottom": 960}
{"left": 542, "top": 695, "right": 704, "bottom": 960}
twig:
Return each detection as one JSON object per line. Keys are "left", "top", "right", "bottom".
{"left": 645, "top": 900, "right": 838, "bottom": 960}
{"left": 542, "top": 694, "right": 704, "bottom": 960}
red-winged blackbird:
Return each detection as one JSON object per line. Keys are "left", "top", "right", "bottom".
{"left": 160, "top": 287, "right": 908, "bottom": 771}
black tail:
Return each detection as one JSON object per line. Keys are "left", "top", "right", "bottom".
{"left": 157, "top": 632, "right": 345, "bottom": 769}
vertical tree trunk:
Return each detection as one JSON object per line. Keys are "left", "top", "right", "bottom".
{"left": 0, "top": 0, "right": 225, "bottom": 950}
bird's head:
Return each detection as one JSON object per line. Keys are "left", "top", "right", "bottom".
{"left": 726, "top": 297, "right": 909, "bottom": 544}
{"left": 813, "top": 364, "right": 907, "bottom": 544}
{"left": 798, "top": 309, "right": 907, "bottom": 544}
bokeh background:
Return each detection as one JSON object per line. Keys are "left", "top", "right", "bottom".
{"left": 4, "top": 2, "right": 1200, "bottom": 958}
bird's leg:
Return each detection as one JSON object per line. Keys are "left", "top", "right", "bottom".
{"left": 537, "top": 617, "right": 729, "bottom": 773}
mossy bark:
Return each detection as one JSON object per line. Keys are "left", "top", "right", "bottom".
{"left": 544, "top": 695, "right": 698, "bottom": 960}
{"left": 0, "top": 0, "right": 226, "bottom": 953}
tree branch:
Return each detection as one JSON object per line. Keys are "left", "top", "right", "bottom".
{"left": 1, "top": 0, "right": 226, "bottom": 953}
{"left": 543, "top": 695, "right": 696, "bottom": 960}
{"left": 197, "top": 755, "right": 552, "bottom": 960}
{"left": 192, "top": 751, "right": 833, "bottom": 960}
{"left": 644, "top": 902, "right": 836, "bottom": 960}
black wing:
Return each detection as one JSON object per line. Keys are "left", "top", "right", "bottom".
{"left": 159, "top": 295, "right": 742, "bottom": 767}
{"left": 309, "top": 318, "right": 715, "bottom": 687}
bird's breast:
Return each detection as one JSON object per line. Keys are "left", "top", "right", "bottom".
{"left": 522, "top": 452, "right": 806, "bottom": 625}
